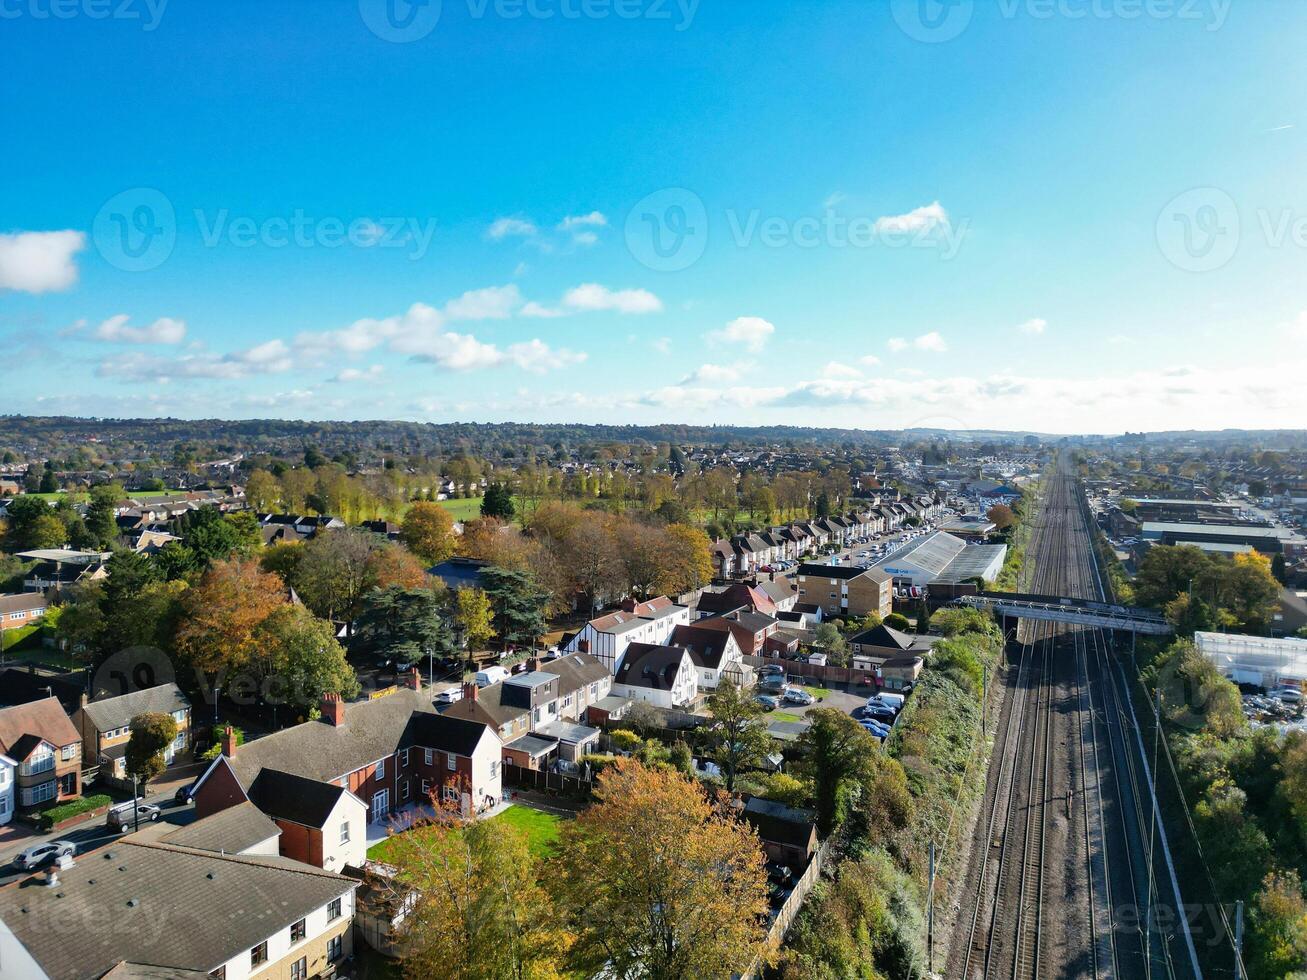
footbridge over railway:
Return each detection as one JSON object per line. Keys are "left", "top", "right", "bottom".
{"left": 959, "top": 591, "right": 1174, "bottom": 635}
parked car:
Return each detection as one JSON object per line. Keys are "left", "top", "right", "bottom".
{"left": 1272, "top": 687, "right": 1304, "bottom": 705}
{"left": 107, "top": 801, "right": 162, "bottom": 832}
{"left": 867, "top": 692, "right": 906, "bottom": 711}
{"left": 784, "top": 689, "right": 816, "bottom": 706}
{"left": 174, "top": 782, "right": 197, "bottom": 805}
{"left": 474, "top": 665, "right": 510, "bottom": 687}
{"left": 755, "top": 695, "right": 780, "bottom": 710}
{"left": 863, "top": 705, "right": 897, "bottom": 723}
{"left": 435, "top": 686, "right": 464, "bottom": 704}
{"left": 761, "top": 663, "right": 785, "bottom": 676}
{"left": 14, "top": 840, "right": 75, "bottom": 870}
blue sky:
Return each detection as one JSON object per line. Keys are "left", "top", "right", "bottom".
{"left": 2, "top": 0, "right": 1305, "bottom": 433}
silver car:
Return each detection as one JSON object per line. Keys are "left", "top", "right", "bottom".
{"left": 14, "top": 840, "right": 75, "bottom": 870}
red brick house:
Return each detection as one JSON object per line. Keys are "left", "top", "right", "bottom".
{"left": 0, "top": 697, "right": 81, "bottom": 811}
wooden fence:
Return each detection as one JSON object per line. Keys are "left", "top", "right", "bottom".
{"left": 738, "top": 838, "right": 832, "bottom": 980}
{"left": 502, "top": 762, "right": 593, "bottom": 799}
{"left": 744, "top": 653, "right": 884, "bottom": 690}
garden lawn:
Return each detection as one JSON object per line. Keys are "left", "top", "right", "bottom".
{"left": 366, "top": 805, "right": 564, "bottom": 863}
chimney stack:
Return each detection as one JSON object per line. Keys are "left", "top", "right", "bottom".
{"left": 320, "top": 692, "right": 345, "bottom": 726}
{"left": 405, "top": 668, "right": 421, "bottom": 691}
{"left": 79, "top": 692, "right": 89, "bottom": 709}
{"left": 462, "top": 681, "right": 479, "bottom": 702}
{"left": 526, "top": 656, "right": 540, "bottom": 672}
{"left": 221, "top": 726, "right": 238, "bottom": 758}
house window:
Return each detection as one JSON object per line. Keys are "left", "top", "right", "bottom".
{"left": 290, "top": 918, "right": 307, "bottom": 942}
{"left": 489, "top": 761, "right": 498, "bottom": 779}
{"left": 60, "top": 744, "right": 76, "bottom": 761}
{"left": 442, "top": 785, "right": 458, "bottom": 803}
{"left": 327, "top": 897, "right": 343, "bottom": 922}
{"left": 400, "top": 748, "right": 409, "bottom": 767}
{"left": 250, "top": 941, "right": 268, "bottom": 967}
{"left": 340, "top": 819, "right": 350, "bottom": 844}
{"left": 447, "top": 753, "right": 456, "bottom": 770}
{"left": 421, "top": 779, "right": 430, "bottom": 795}
{"left": 423, "top": 748, "right": 433, "bottom": 765}
{"left": 401, "top": 779, "right": 410, "bottom": 800}
{"left": 291, "top": 955, "right": 308, "bottom": 980}
{"left": 20, "top": 780, "right": 56, "bottom": 807}
{"left": 328, "top": 934, "right": 343, "bottom": 962}
{"left": 375, "top": 757, "right": 385, "bottom": 779}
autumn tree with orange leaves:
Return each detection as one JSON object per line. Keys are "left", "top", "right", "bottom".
{"left": 549, "top": 759, "right": 771, "bottom": 980}
{"left": 174, "top": 558, "right": 286, "bottom": 675}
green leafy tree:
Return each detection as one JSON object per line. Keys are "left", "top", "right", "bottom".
{"left": 400, "top": 500, "right": 457, "bottom": 564}
{"left": 85, "top": 483, "right": 124, "bottom": 548}
{"left": 353, "top": 586, "right": 451, "bottom": 664}
{"left": 798, "top": 708, "right": 882, "bottom": 836}
{"left": 703, "top": 680, "right": 771, "bottom": 792}
{"left": 813, "top": 622, "right": 849, "bottom": 666}
{"left": 255, "top": 605, "right": 360, "bottom": 715}
{"left": 480, "top": 566, "right": 548, "bottom": 650}
{"left": 455, "top": 586, "right": 496, "bottom": 651}
{"left": 481, "top": 481, "right": 516, "bottom": 521}
{"left": 125, "top": 711, "right": 179, "bottom": 789}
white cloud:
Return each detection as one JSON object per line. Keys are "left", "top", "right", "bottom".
{"left": 571, "top": 231, "right": 599, "bottom": 247}
{"left": 487, "top": 216, "right": 538, "bottom": 240}
{"left": 652, "top": 337, "right": 672, "bottom": 354}
{"left": 859, "top": 355, "right": 881, "bottom": 368}
{"left": 97, "top": 338, "right": 292, "bottom": 383}
{"left": 0, "top": 230, "right": 85, "bottom": 293}
{"left": 1018, "top": 317, "right": 1048, "bottom": 336}
{"left": 331, "top": 365, "right": 385, "bottom": 383}
{"left": 520, "top": 301, "right": 567, "bottom": 319}
{"left": 888, "top": 332, "right": 948, "bottom": 353}
{"left": 94, "top": 314, "right": 187, "bottom": 345}
{"left": 709, "top": 316, "right": 775, "bottom": 352}
{"left": 681, "top": 363, "right": 742, "bottom": 385}
{"left": 563, "top": 283, "right": 663, "bottom": 314}
{"left": 874, "top": 201, "right": 949, "bottom": 235}
{"left": 443, "top": 284, "right": 522, "bottom": 321}
{"left": 506, "top": 339, "right": 587, "bottom": 373}
{"left": 821, "top": 361, "right": 862, "bottom": 380}
{"left": 558, "top": 211, "right": 607, "bottom": 231}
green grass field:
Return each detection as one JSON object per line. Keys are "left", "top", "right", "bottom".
{"left": 12, "top": 488, "right": 186, "bottom": 504}
{"left": 770, "top": 710, "right": 805, "bottom": 723}
{"left": 434, "top": 496, "right": 487, "bottom": 522}
{"left": 366, "top": 804, "right": 564, "bottom": 863}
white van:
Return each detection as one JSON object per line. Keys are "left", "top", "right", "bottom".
{"left": 475, "top": 665, "right": 510, "bottom": 688}
{"left": 867, "top": 692, "right": 906, "bottom": 711}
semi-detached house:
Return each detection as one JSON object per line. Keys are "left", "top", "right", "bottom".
{"left": 0, "top": 696, "right": 81, "bottom": 812}
{"left": 191, "top": 678, "right": 502, "bottom": 871}
{"left": 563, "top": 596, "right": 691, "bottom": 673}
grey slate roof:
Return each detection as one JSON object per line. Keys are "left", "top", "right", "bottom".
{"left": 80, "top": 683, "right": 189, "bottom": 733}
{"left": 222, "top": 686, "right": 441, "bottom": 789}
{"left": 161, "top": 800, "right": 280, "bottom": 854}
{"left": 614, "top": 643, "right": 689, "bottom": 691}
{"left": 539, "top": 651, "right": 609, "bottom": 696}
{"left": 249, "top": 768, "right": 349, "bottom": 828}
{"left": 0, "top": 840, "right": 354, "bottom": 979}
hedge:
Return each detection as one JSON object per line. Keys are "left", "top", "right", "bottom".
{"left": 35, "top": 794, "right": 112, "bottom": 831}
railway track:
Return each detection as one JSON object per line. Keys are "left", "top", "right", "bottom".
{"left": 946, "top": 456, "right": 1198, "bottom": 980}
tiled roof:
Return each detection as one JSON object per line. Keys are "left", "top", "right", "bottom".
{"left": 161, "top": 800, "right": 280, "bottom": 853}
{"left": 0, "top": 840, "right": 354, "bottom": 978}
{"left": 80, "top": 683, "right": 189, "bottom": 733}
{"left": 0, "top": 696, "right": 80, "bottom": 755}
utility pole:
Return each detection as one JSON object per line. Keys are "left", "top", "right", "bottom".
{"left": 1234, "top": 900, "right": 1244, "bottom": 980}
{"left": 927, "top": 842, "right": 936, "bottom": 975}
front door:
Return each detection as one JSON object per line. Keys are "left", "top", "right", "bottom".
{"left": 371, "top": 789, "right": 389, "bottom": 822}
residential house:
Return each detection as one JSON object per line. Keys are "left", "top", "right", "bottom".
{"left": 694, "top": 583, "right": 778, "bottom": 620}
{"left": 563, "top": 596, "right": 691, "bottom": 673}
{"left": 73, "top": 682, "right": 192, "bottom": 783}
{"left": 0, "top": 838, "right": 357, "bottom": 980}
{"left": 610, "top": 642, "right": 698, "bottom": 709}
{"left": 428, "top": 556, "right": 491, "bottom": 592}
{"left": 794, "top": 563, "right": 893, "bottom": 620}
{"left": 668, "top": 622, "right": 752, "bottom": 690}
{"left": 18, "top": 548, "right": 109, "bottom": 594}
{"left": 248, "top": 767, "right": 369, "bottom": 872}
{"left": 758, "top": 577, "right": 798, "bottom": 612}
{"left": 849, "top": 623, "right": 937, "bottom": 689}
{"left": 0, "top": 752, "right": 14, "bottom": 826}
{"left": 695, "top": 610, "right": 783, "bottom": 657}
{"left": 192, "top": 680, "right": 503, "bottom": 847}
{"left": 0, "top": 592, "right": 48, "bottom": 636}
{"left": 0, "top": 697, "right": 81, "bottom": 811}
